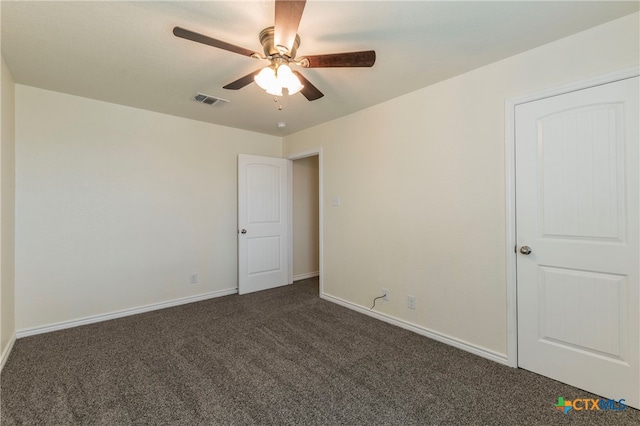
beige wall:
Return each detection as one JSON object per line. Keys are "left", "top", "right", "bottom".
{"left": 1, "top": 56, "right": 16, "bottom": 364}
{"left": 15, "top": 86, "right": 281, "bottom": 331}
{"left": 292, "top": 156, "right": 319, "bottom": 279}
{"left": 283, "top": 13, "right": 640, "bottom": 357}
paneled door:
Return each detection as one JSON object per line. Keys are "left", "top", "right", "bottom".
{"left": 238, "top": 154, "right": 290, "bottom": 295}
{"left": 516, "top": 76, "right": 639, "bottom": 408}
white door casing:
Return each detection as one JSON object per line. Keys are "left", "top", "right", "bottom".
{"left": 238, "top": 154, "right": 290, "bottom": 295}
{"left": 515, "top": 76, "right": 639, "bottom": 407}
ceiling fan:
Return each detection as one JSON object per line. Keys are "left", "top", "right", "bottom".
{"left": 173, "top": 0, "right": 376, "bottom": 101}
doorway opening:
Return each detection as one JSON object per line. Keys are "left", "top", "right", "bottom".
{"left": 288, "top": 149, "right": 323, "bottom": 295}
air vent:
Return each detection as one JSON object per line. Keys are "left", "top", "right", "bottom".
{"left": 194, "top": 93, "right": 230, "bottom": 106}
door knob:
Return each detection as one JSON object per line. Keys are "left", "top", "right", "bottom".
{"left": 519, "top": 246, "right": 532, "bottom": 255}
{"left": 240, "top": 229, "right": 247, "bottom": 234}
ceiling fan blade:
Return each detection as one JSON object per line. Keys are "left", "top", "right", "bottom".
{"left": 223, "top": 69, "right": 263, "bottom": 90}
{"left": 301, "top": 51, "right": 376, "bottom": 68}
{"left": 293, "top": 71, "right": 324, "bottom": 101}
{"left": 173, "top": 27, "right": 257, "bottom": 58}
{"left": 274, "top": 0, "right": 306, "bottom": 54}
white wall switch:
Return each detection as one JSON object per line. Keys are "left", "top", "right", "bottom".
{"left": 332, "top": 196, "right": 341, "bottom": 207}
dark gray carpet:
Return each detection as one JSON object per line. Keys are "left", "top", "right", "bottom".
{"left": 1, "top": 278, "right": 637, "bottom": 425}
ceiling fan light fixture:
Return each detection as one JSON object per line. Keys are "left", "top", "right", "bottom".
{"left": 254, "top": 63, "right": 303, "bottom": 97}
{"left": 277, "top": 64, "right": 304, "bottom": 95}
{"left": 266, "top": 85, "right": 284, "bottom": 97}
{"left": 254, "top": 66, "right": 280, "bottom": 94}
{"left": 285, "top": 81, "right": 304, "bottom": 95}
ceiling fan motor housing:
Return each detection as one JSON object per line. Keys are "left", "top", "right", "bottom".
{"left": 259, "top": 27, "right": 300, "bottom": 59}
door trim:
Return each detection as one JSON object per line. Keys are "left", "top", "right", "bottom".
{"left": 287, "top": 148, "right": 324, "bottom": 296}
{"left": 504, "top": 66, "right": 640, "bottom": 368}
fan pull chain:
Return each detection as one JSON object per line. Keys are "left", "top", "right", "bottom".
{"left": 274, "top": 97, "right": 283, "bottom": 111}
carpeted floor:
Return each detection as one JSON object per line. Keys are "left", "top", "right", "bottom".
{"left": 1, "top": 278, "right": 637, "bottom": 425}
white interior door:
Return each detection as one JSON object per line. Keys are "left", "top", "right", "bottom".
{"left": 238, "top": 154, "right": 290, "bottom": 295}
{"left": 516, "top": 76, "right": 639, "bottom": 408}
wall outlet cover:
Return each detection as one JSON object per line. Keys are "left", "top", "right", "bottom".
{"left": 408, "top": 295, "right": 416, "bottom": 309}
{"left": 382, "top": 288, "right": 390, "bottom": 301}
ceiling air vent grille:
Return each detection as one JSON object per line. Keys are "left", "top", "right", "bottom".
{"left": 194, "top": 93, "right": 230, "bottom": 106}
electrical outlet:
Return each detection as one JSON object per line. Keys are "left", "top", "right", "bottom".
{"left": 190, "top": 274, "right": 198, "bottom": 284}
{"left": 382, "top": 288, "right": 390, "bottom": 301}
{"left": 408, "top": 295, "right": 416, "bottom": 310}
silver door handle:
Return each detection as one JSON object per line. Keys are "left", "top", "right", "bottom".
{"left": 240, "top": 229, "right": 247, "bottom": 234}
{"left": 519, "top": 246, "right": 532, "bottom": 255}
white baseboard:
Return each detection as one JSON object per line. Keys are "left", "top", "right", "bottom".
{"left": 321, "top": 293, "right": 510, "bottom": 366}
{"left": 16, "top": 288, "right": 238, "bottom": 339}
{"left": 293, "top": 271, "right": 319, "bottom": 281}
{"left": 1, "top": 333, "right": 16, "bottom": 372}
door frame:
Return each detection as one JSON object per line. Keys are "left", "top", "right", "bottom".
{"left": 504, "top": 66, "right": 640, "bottom": 368}
{"left": 287, "top": 148, "right": 324, "bottom": 295}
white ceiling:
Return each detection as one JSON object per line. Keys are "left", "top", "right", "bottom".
{"left": 2, "top": 1, "right": 638, "bottom": 136}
